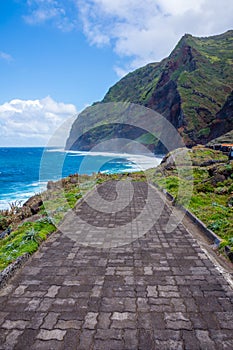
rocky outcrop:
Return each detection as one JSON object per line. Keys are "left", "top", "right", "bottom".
{"left": 208, "top": 91, "right": 233, "bottom": 141}
{"left": 23, "top": 195, "right": 43, "bottom": 215}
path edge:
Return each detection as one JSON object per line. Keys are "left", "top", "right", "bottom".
{"left": 0, "top": 253, "right": 30, "bottom": 289}
{"left": 151, "top": 182, "right": 233, "bottom": 263}
{"left": 0, "top": 184, "right": 98, "bottom": 289}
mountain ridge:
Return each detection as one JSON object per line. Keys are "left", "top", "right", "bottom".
{"left": 66, "top": 30, "right": 233, "bottom": 152}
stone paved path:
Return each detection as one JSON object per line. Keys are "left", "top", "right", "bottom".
{"left": 0, "top": 181, "right": 233, "bottom": 349}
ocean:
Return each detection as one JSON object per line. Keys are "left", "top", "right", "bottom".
{"left": 0, "top": 147, "right": 162, "bottom": 210}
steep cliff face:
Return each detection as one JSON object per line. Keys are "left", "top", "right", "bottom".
{"left": 145, "top": 38, "right": 196, "bottom": 129}
{"left": 208, "top": 91, "right": 233, "bottom": 140}
{"left": 66, "top": 30, "right": 233, "bottom": 153}
{"left": 102, "top": 31, "right": 233, "bottom": 147}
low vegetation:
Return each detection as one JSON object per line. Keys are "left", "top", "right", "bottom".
{"left": 0, "top": 218, "right": 55, "bottom": 270}
{"left": 147, "top": 147, "right": 233, "bottom": 252}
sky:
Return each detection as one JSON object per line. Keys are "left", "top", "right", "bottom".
{"left": 0, "top": 0, "right": 232, "bottom": 146}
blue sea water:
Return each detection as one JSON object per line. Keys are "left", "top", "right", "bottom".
{"left": 0, "top": 147, "right": 162, "bottom": 210}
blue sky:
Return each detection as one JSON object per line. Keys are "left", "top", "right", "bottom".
{"left": 0, "top": 0, "right": 118, "bottom": 107}
{"left": 0, "top": 0, "right": 232, "bottom": 146}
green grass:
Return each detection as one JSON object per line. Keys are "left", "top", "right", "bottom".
{"left": 147, "top": 148, "right": 233, "bottom": 252}
{"left": 0, "top": 219, "right": 56, "bottom": 270}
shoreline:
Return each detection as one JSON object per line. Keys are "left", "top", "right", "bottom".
{"left": 0, "top": 148, "right": 163, "bottom": 210}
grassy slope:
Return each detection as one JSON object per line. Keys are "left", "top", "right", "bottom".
{"left": 177, "top": 32, "right": 233, "bottom": 138}
{"left": 147, "top": 147, "right": 233, "bottom": 251}
{"left": 103, "top": 61, "right": 164, "bottom": 104}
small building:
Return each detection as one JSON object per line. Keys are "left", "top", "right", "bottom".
{"left": 208, "top": 143, "right": 233, "bottom": 153}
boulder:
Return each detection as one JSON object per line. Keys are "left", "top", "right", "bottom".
{"left": 23, "top": 195, "right": 43, "bottom": 215}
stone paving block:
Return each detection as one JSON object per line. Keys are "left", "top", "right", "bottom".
{"left": 56, "top": 319, "right": 82, "bottom": 329}
{"left": 14, "top": 329, "right": 38, "bottom": 350}
{"left": 12, "top": 285, "right": 28, "bottom": 296}
{"left": 195, "top": 296, "right": 223, "bottom": 312}
{"left": 45, "top": 285, "right": 60, "bottom": 298}
{"left": 150, "top": 312, "right": 166, "bottom": 330}
{"left": 27, "top": 313, "right": 46, "bottom": 330}
{"left": 78, "top": 329, "right": 95, "bottom": 350}
{"left": 165, "top": 312, "right": 192, "bottom": 330}
{"left": 83, "top": 312, "right": 98, "bottom": 329}
{"left": 31, "top": 339, "right": 64, "bottom": 350}
{"left": 95, "top": 329, "right": 122, "bottom": 340}
{"left": 91, "top": 285, "right": 102, "bottom": 297}
{"left": 215, "top": 312, "right": 233, "bottom": 329}
{"left": 124, "top": 297, "right": 137, "bottom": 312}
{"left": 111, "top": 312, "right": 136, "bottom": 329}
{"left": 37, "top": 297, "right": 53, "bottom": 312}
{"left": 0, "top": 312, "right": 8, "bottom": 326}
{"left": 93, "top": 339, "right": 124, "bottom": 350}
{"left": 24, "top": 291, "right": 46, "bottom": 298}
{"left": 147, "top": 285, "right": 158, "bottom": 297}
{"left": 149, "top": 302, "right": 173, "bottom": 313}
{"left": 154, "top": 339, "right": 184, "bottom": 350}
{"left": 111, "top": 312, "right": 131, "bottom": 321}
{"left": 154, "top": 329, "right": 181, "bottom": 341}
{"left": 182, "top": 330, "right": 200, "bottom": 350}
{"left": 2, "top": 320, "right": 28, "bottom": 330}
{"left": 159, "top": 291, "right": 180, "bottom": 298}
{"left": 195, "top": 330, "right": 216, "bottom": 349}
{"left": 24, "top": 298, "right": 42, "bottom": 311}
{"left": 3, "top": 329, "right": 24, "bottom": 349}
{"left": 209, "top": 329, "right": 233, "bottom": 349}
{"left": 52, "top": 298, "right": 76, "bottom": 312}
{"left": 137, "top": 312, "right": 153, "bottom": 329}
{"left": 97, "top": 312, "right": 111, "bottom": 329}
{"left": 137, "top": 297, "right": 150, "bottom": 312}
{"left": 138, "top": 329, "right": 155, "bottom": 350}
{"left": 63, "top": 329, "right": 80, "bottom": 347}
{"left": 217, "top": 297, "right": 233, "bottom": 311}
{"left": 183, "top": 297, "right": 198, "bottom": 312}
{"left": 41, "top": 312, "right": 59, "bottom": 330}
{"left": 171, "top": 298, "right": 186, "bottom": 312}
{"left": 36, "top": 329, "right": 66, "bottom": 341}
{"left": 158, "top": 285, "right": 178, "bottom": 292}
{"left": 0, "top": 328, "right": 9, "bottom": 345}
{"left": 144, "top": 266, "right": 153, "bottom": 275}
{"left": 123, "top": 329, "right": 138, "bottom": 349}
{"left": 100, "top": 297, "right": 124, "bottom": 312}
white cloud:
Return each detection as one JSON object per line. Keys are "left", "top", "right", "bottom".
{"left": 77, "top": 0, "right": 233, "bottom": 73}
{"left": 0, "top": 51, "right": 13, "bottom": 62}
{"left": 0, "top": 96, "right": 78, "bottom": 146}
{"left": 24, "top": 0, "right": 79, "bottom": 31}
{"left": 24, "top": 0, "right": 233, "bottom": 74}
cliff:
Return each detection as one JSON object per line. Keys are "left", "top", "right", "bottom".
{"left": 66, "top": 30, "right": 233, "bottom": 153}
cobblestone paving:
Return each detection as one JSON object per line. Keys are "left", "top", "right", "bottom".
{"left": 0, "top": 181, "right": 233, "bottom": 349}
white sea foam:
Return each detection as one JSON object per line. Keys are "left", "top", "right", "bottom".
{"left": 0, "top": 149, "right": 163, "bottom": 210}
{"left": 0, "top": 182, "right": 47, "bottom": 210}
{"left": 46, "top": 148, "right": 163, "bottom": 171}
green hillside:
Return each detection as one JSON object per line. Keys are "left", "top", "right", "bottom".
{"left": 103, "top": 30, "right": 233, "bottom": 147}
{"left": 66, "top": 30, "right": 233, "bottom": 152}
